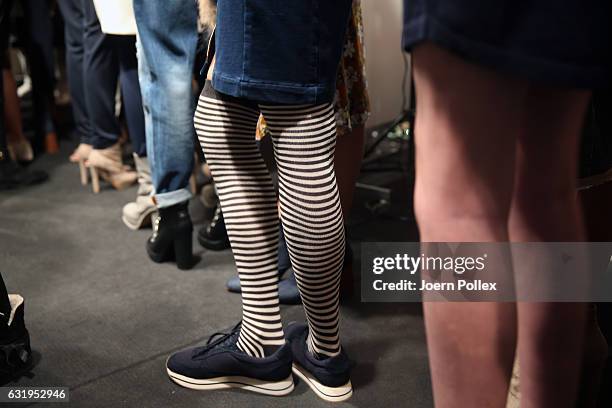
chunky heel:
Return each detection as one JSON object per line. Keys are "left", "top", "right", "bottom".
{"left": 174, "top": 229, "right": 193, "bottom": 270}
{"left": 146, "top": 201, "right": 194, "bottom": 270}
{"left": 70, "top": 144, "right": 93, "bottom": 185}
{"left": 90, "top": 166, "right": 100, "bottom": 194}
{"left": 78, "top": 160, "right": 88, "bottom": 186}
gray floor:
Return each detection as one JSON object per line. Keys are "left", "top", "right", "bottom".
{"left": 0, "top": 147, "right": 432, "bottom": 408}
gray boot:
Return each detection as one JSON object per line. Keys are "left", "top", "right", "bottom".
{"left": 122, "top": 154, "right": 157, "bottom": 230}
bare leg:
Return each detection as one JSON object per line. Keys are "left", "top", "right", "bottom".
{"left": 413, "top": 43, "right": 525, "bottom": 407}
{"left": 509, "top": 86, "right": 591, "bottom": 408}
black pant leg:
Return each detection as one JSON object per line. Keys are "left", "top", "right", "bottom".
{"left": 57, "top": 0, "right": 92, "bottom": 144}
{"left": 82, "top": 0, "right": 119, "bottom": 149}
{"left": 114, "top": 35, "right": 146, "bottom": 157}
{"left": 22, "top": 0, "right": 56, "bottom": 150}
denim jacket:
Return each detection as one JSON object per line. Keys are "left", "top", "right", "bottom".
{"left": 211, "top": 0, "right": 352, "bottom": 104}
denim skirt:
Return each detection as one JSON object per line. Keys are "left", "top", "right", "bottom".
{"left": 402, "top": 0, "right": 611, "bottom": 88}
{"left": 212, "top": 0, "right": 353, "bottom": 104}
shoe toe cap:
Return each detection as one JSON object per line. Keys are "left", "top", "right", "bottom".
{"left": 122, "top": 203, "right": 138, "bottom": 217}
{"left": 166, "top": 348, "right": 197, "bottom": 375}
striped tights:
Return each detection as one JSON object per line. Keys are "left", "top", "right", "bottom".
{"left": 194, "top": 82, "right": 345, "bottom": 359}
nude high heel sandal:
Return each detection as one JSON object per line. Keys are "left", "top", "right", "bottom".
{"left": 86, "top": 143, "right": 137, "bottom": 194}
{"left": 88, "top": 161, "right": 137, "bottom": 194}
{"left": 79, "top": 160, "right": 88, "bottom": 186}
{"left": 69, "top": 144, "right": 93, "bottom": 186}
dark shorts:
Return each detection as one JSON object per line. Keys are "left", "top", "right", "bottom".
{"left": 213, "top": 0, "right": 352, "bottom": 105}
{"left": 402, "top": 0, "right": 612, "bottom": 88}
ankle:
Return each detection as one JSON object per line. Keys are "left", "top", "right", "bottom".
{"left": 306, "top": 339, "right": 326, "bottom": 360}
{"left": 263, "top": 342, "right": 284, "bottom": 357}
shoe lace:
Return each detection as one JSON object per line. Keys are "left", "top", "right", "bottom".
{"left": 193, "top": 321, "right": 242, "bottom": 358}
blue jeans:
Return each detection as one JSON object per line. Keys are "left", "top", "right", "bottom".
{"left": 133, "top": 0, "right": 197, "bottom": 208}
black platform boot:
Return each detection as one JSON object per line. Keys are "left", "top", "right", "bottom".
{"left": 0, "top": 295, "right": 33, "bottom": 384}
{"left": 0, "top": 157, "right": 48, "bottom": 191}
{"left": 197, "top": 205, "right": 230, "bottom": 250}
{"left": 146, "top": 201, "right": 194, "bottom": 270}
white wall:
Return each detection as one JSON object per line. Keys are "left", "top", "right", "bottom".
{"left": 361, "top": 0, "right": 411, "bottom": 127}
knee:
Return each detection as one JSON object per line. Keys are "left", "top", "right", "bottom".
{"left": 414, "top": 184, "right": 510, "bottom": 241}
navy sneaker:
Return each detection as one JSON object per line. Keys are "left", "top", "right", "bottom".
{"left": 286, "top": 323, "right": 353, "bottom": 402}
{"left": 166, "top": 322, "right": 294, "bottom": 396}
{"left": 197, "top": 205, "right": 231, "bottom": 251}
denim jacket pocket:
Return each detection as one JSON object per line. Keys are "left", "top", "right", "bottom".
{"left": 243, "top": 0, "right": 318, "bottom": 87}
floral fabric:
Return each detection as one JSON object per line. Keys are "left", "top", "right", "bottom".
{"left": 257, "top": 0, "right": 370, "bottom": 139}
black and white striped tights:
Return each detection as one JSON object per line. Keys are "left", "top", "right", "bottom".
{"left": 194, "top": 82, "right": 345, "bottom": 359}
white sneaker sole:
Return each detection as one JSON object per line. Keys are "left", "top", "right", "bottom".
{"left": 292, "top": 363, "right": 353, "bottom": 402}
{"left": 167, "top": 368, "right": 295, "bottom": 396}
